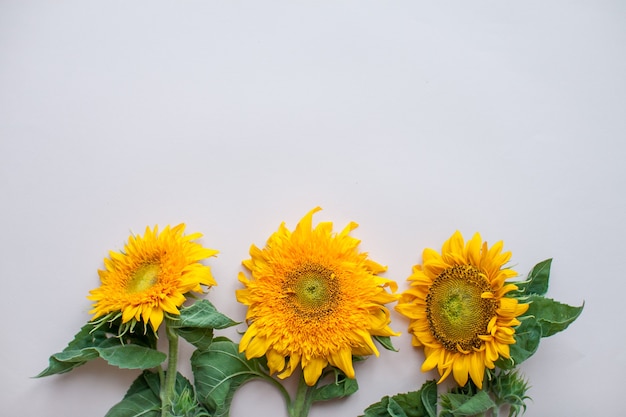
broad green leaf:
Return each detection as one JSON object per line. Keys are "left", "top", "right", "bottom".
{"left": 123, "top": 371, "right": 159, "bottom": 398}
{"left": 420, "top": 380, "right": 438, "bottom": 417}
{"left": 105, "top": 388, "right": 160, "bottom": 417}
{"left": 37, "top": 323, "right": 165, "bottom": 377}
{"left": 526, "top": 295, "right": 584, "bottom": 337}
{"left": 37, "top": 323, "right": 106, "bottom": 376}
{"left": 176, "top": 327, "right": 215, "bottom": 350}
{"left": 374, "top": 335, "right": 398, "bottom": 352}
{"left": 515, "top": 259, "right": 552, "bottom": 296}
{"left": 362, "top": 395, "right": 407, "bottom": 417}
{"left": 171, "top": 301, "right": 238, "bottom": 349}
{"left": 440, "top": 391, "right": 496, "bottom": 416}
{"left": 361, "top": 380, "right": 437, "bottom": 417}
{"left": 495, "top": 317, "right": 542, "bottom": 369}
{"left": 313, "top": 369, "right": 358, "bottom": 401}
{"left": 106, "top": 371, "right": 207, "bottom": 417}
{"left": 106, "top": 371, "right": 162, "bottom": 417}
{"left": 191, "top": 337, "right": 269, "bottom": 417}
{"left": 386, "top": 398, "right": 408, "bottom": 417}
{"left": 173, "top": 300, "right": 239, "bottom": 330}
{"left": 99, "top": 345, "right": 167, "bottom": 370}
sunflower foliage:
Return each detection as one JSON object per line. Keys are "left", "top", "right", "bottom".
{"left": 38, "top": 299, "right": 246, "bottom": 417}
{"left": 37, "top": 221, "right": 583, "bottom": 417}
{"left": 500, "top": 259, "right": 584, "bottom": 369}
{"left": 37, "top": 215, "right": 399, "bottom": 417}
{"left": 363, "top": 259, "right": 583, "bottom": 417}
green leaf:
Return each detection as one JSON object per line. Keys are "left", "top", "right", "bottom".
{"left": 100, "top": 345, "right": 167, "bottom": 370}
{"left": 37, "top": 323, "right": 166, "bottom": 377}
{"left": 420, "top": 379, "right": 438, "bottom": 417}
{"left": 496, "top": 317, "right": 542, "bottom": 369}
{"left": 313, "top": 368, "right": 358, "bottom": 402}
{"left": 106, "top": 371, "right": 209, "bottom": 417}
{"left": 374, "top": 335, "right": 398, "bottom": 352}
{"left": 191, "top": 337, "right": 269, "bottom": 417}
{"left": 105, "top": 371, "right": 162, "bottom": 417}
{"left": 123, "top": 371, "right": 160, "bottom": 398}
{"left": 176, "top": 327, "right": 215, "bottom": 350}
{"left": 361, "top": 380, "right": 437, "bottom": 417}
{"left": 515, "top": 259, "right": 552, "bottom": 296}
{"left": 37, "top": 323, "right": 105, "bottom": 376}
{"left": 440, "top": 391, "right": 496, "bottom": 416}
{"left": 526, "top": 295, "right": 584, "bottom": 337}
{"left": 362, "top": 396, "right": 407, "bottom": 417}
{"left": 173, "top": 300, "right": 239, "bottom": 330}
{"left": 105, "top": 387, "right": 160, "bottom": 417}
{"left": 385, "top": 398, "right": 409, "bottom": 417}
{"left": 171, "top": 300, "right": 238, "bottom": 349}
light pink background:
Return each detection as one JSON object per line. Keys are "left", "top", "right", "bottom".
{"left": 1, "top": 1, "right": 623, "bottom": 416}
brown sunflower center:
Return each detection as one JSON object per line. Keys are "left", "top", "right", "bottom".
{"left": 127, "top": 263, "right": 160, "bottom": 293}
{"left": 425, "top": 265, "right": 497, "bottom": 352}
{"left": 284, "top": 263, "right": 339, "bottom": 318}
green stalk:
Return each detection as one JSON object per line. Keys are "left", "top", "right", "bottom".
{"left": 160, "top": 321, "right": 179, "bottom": 417}
{"left": 287, "top": 373, "right": 316, "bottom": 417}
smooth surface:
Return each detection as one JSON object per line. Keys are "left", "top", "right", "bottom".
{"left": 1, "top": 1, "right": 624, "bottom": 416}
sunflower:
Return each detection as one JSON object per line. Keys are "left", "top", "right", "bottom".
{"left": 88, "top": 224, "right": 218, "bottom": 332}
{"left": 236, "top": 207, "right": 399, "bottom": 386}
{"left": 395, "top": 231, "right": 528, "bottom": 389}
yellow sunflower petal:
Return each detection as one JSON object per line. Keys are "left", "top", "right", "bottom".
{"left": 278, "top": 353, "right": 301, "bottom": 380}
{"left": 329, "top": 348, "right": 355, "bottom": 379}
{"left": 266, "top": 349, "right": 285, "bottom": 375}
{"left": 88, "top": 224, "right": 218, "bottom": 332}
{"left": 468, "top": 351, "right": 486, "bottom": 389}
{"left": 237, "top": 208, "right": 398, "bottom": 386}
{"left": 303, "top": 357, "right": 327, "bottom": 386}
{"left": 149, "top": 308, "right": 164, "bottom": 331}
{"left": 452, "top": 354, "right": 470, "bottom": 387}
{"left": 395, "top": 231, "right": 528, "bottom": 388}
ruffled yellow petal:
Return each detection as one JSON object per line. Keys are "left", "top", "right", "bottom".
{"left": 88, "top": 224, "right": 218, "bottom": 332}
{"left": 329, "top": 348, "right": 355, "bottom": 379}
{"left": 237, "top": 208, "right": 398, "bottom": 386}
{"left": 303, "top": 357, "right": 327, "bottom": 386}
{"left": 266, "top": 349, "right": 285, "bottom": 375}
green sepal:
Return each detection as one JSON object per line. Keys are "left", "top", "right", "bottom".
{"left": 312, "top": 367, "right": 358, "bottom": 402}
{"left": 37, "top": 322, "right": 165, "bottom": 377}
{"left": 361, "top": 380, "right": 437, "bottom": 417}
{"left": 495, "top": 317, "right": 542, "bottom": 369}
{"left": 525, "top": 295, "right": 584, "bottom": 337}
{"left": 487, "top": 370, "right": 531, "bottom": 417}
{"left": 514, "top": 259, "right": 552, "bottom": 297}
{"left": 191, "top": 337, "right": 269, "bottom": 417}
{"left": 439, "top": 390, "right": 496, "bottom": 417}
{"left": 374, "top": 335, "right": 398, "bottom": 352}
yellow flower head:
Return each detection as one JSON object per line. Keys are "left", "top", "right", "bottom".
{"left": 237, "top": 207, "right": 399, "bottom": 386}
{"left": 395, "top": 231, "right": 528, "bottom": 389}
{"left": 88, "top": 224, "right": 218, "bottom": 331}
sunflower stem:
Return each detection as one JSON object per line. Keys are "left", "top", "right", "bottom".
{"left": 287, "top": 373, "right": 316, "bottom": 417}
{"left": 160, "top": 322, "right": 179, "bottom": 417}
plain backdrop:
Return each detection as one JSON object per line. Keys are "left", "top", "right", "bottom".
{"left": 1, "top": 1, "right": 624, "bottom": 416}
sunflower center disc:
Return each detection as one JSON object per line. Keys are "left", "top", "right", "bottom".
{"left": 285, "top": 263, "right": 339, "bottom": 318}
{"left": 426, "top": 265, "right": 497, "bottom": 351}
{"left": 127, "top": 263, "right": 160, "bottom": 293}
